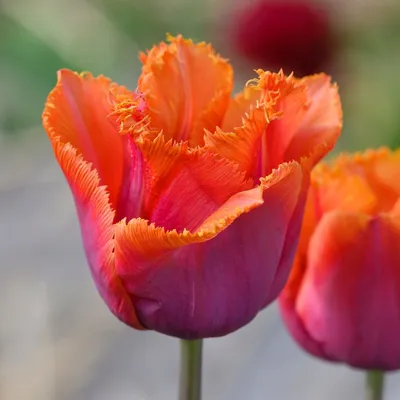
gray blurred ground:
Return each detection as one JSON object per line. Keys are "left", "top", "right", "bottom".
{"left": 1, "top": 133, "right": 400, "bottom": 400}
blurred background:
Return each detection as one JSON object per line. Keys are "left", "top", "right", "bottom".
{"left": 1, "top": 0, "right": 400, "bottom": 399}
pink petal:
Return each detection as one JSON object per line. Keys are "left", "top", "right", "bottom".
{"left": 114, "top": 162, "right": 303, "bottom": 339}
{"left": 49, "top": 139, "right": 142, "bottom": 329}
{"left": 296, "top": 211, "right": 400, "bottom": 369}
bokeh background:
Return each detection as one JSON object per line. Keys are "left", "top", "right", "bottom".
{"left": 1, "top": 0, "right": 400, "bottom": 399}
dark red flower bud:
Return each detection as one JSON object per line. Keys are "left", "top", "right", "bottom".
{"left": 231, "top": 0, "right": 335, "bottom": 77}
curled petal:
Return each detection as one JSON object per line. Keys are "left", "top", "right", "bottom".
{"left": 138, "top": 35, "right": 233, "bottom": 146}
{"left": 51, "top": 139, "right": 142, "bottom": 329}
{"left": 282, "top": 73, "right": 342, "bottom": 165}
{"left": 205, "top": 71, "right": 341, "bottom": 180}
{"left": 114, "top": 162, "right": 303, "bottom": 338}
{"left": 204, "top": 105, "right": 279, "bottom": 176}
{"left": 42, "top": 69, "right": 131, "bottom": 209}
{"left": 251, "top": 70, "right": 342, "bottom": 176}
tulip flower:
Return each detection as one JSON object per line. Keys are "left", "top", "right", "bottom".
{"left": 42, "top": 35, "right": 341, "bottom": 341}
{"left": 279, "top": 148, "right": 400, "bottom": 398}
{"left": 231, "top": 0, "right": 335, "bottom": 77}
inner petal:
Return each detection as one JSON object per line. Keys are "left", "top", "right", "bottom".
{"left": 204, "top": 102, "right": 279, "bottom": 179}
{"left": 114, "top": 136, "right": 152, "bottom": 223}
{"left": 221, "top": 86, "right": 261, "bottom": 132}
{"left": 147, "top": 150, "right": 252, "bottom": 233}
{"left": 138, "top": 35, "right": 233, "bottom": 146}
{"left": 247, "top": 70, "right": 341, "bottom": 180}
{"left": 253, "top": 70, "right": 308, "bottom": 178}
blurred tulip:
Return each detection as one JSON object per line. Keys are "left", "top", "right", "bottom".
{"left": 231, "top": 0, "right": 334, "bottom": 77}
{"left": 280, "top": 148, "right": 400, "bottom": 370}
{"left": 42, "top": 35, "right": 341, "bottom": 339}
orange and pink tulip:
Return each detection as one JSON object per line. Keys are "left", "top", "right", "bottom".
{"left": 280, "top": 148, "right": 400, "bottom": 370}
{"left": 42, "top": 35, "right": 342, "bottom": 339}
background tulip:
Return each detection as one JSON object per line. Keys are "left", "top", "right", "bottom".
{"left": 279, "top": 148, "right": 400, "bottom": 372}
{"left": 230, "top": 0, "right": 335, "bottom": 77}
{"left": 43, "top": 36, "right": 341, "bottom": 341}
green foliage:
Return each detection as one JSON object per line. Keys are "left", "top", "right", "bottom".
{"left": 1, "top": 0, "right": 400, "bottom": 152}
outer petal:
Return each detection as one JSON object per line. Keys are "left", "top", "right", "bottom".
{"left": 138, "top": 35, "right": 233, "bottom": 146}
{"left": 50, "top": 138, "right": 142, "bottom": 329}
{"left": 113, "top": 162, "right": 303, "bottom": 339}
{"left": 262, "top": 158, "right": 311, "bottom": 306}
{"left": 284, "top": 211, "right": 400, "bottom": 370}
{"left": 42, "top": 69, "right": 132, "bottom": 211}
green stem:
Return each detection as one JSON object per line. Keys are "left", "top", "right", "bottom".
{"left": 366, "top": 370, "right": 385, "bottom": 400}
{"left": 179, "top": 339, "right": 203, "bottom": 400}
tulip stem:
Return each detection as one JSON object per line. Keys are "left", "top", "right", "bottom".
{"left": 366, "top": 370, "right": 385, "bottom": 400}
{"left": 179, "top": 339, "right": 203, "bottom": 400}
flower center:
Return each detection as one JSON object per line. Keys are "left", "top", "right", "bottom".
{"left": 112, "top": 90, "right": 152, "bottom": 138}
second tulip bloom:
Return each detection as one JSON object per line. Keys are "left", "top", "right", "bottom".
{"left": 280, "top": 148, "right": 400, "bottom": 370}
